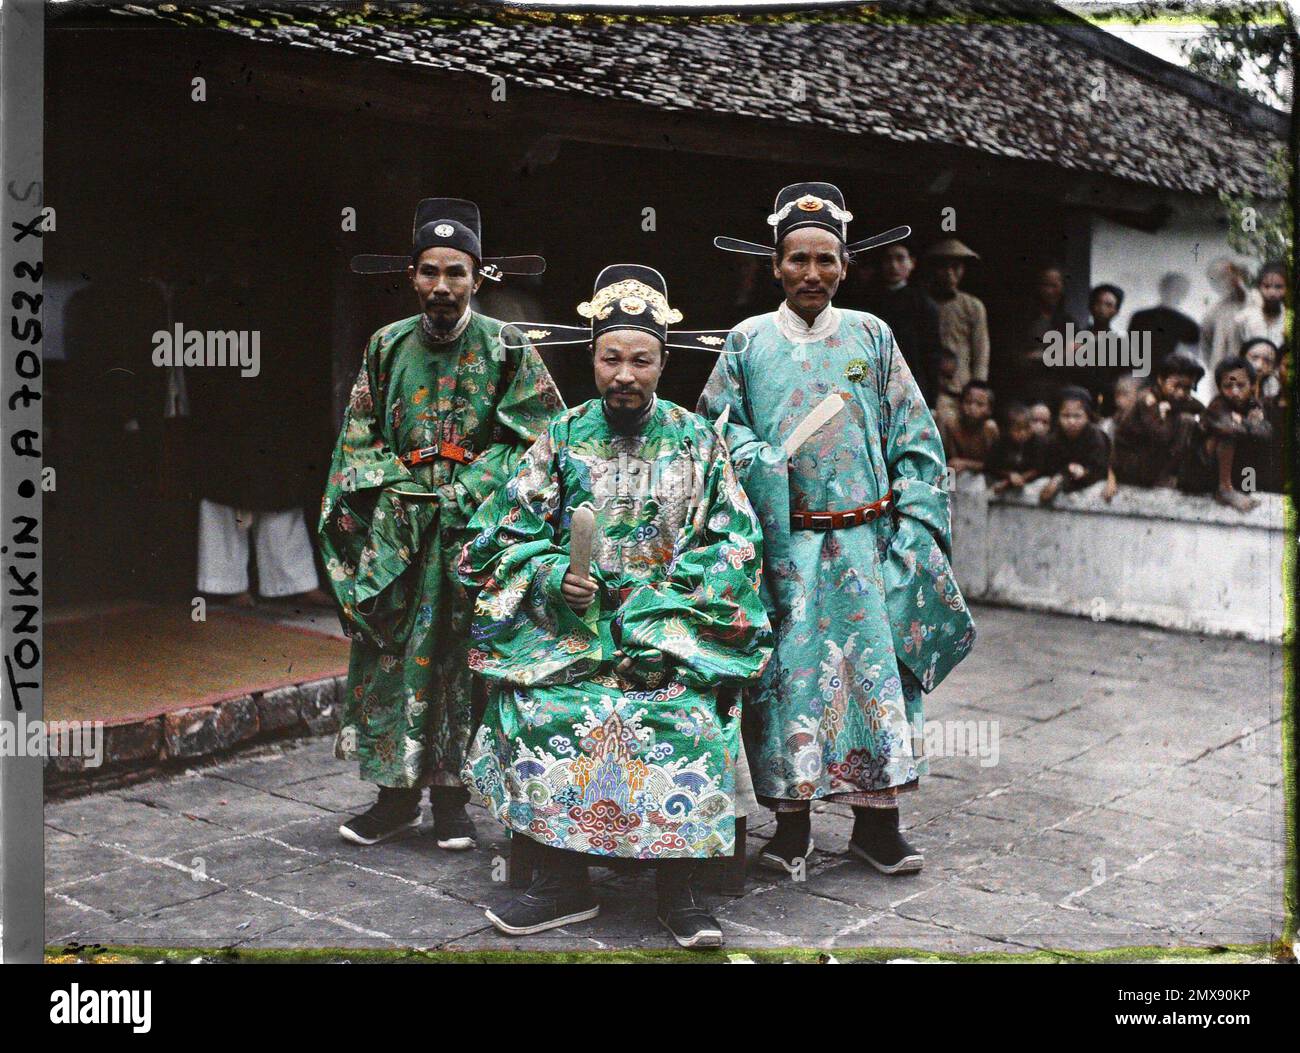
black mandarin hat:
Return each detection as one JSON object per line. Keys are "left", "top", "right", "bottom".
{"left": 715, "top": 181, "right": 911, "bottom": 258}
{"left": 350, "top": 197, "right": 546, "bottom": 282}
{"left": 499, "top": 263, "right": 747, "bottom": 354}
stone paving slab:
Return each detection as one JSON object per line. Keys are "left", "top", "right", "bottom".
{"left": 160, "top": 834, "right": 322, "bottom": 888}
{"left": 42, "top": 605, "right": 1289, "bottom": 956}
{"left": 54, "top": 861, "right": 227, "bottom": 922}
{"left": 45, "top": 830, "right": 137, "bottom": 889}
{"left": 1008, "top": 909, "right": 1182, "bottom": 953}
{"left": 68, "top": 892, "right": 314, "bottom": 949}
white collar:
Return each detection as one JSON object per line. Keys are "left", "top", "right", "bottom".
{"left": 421, "top": 306, "right": 473, "bottom": 345}
{"left": 776, "top": 300, "right": 841, "bottom": 344}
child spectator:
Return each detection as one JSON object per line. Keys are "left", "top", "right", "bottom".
{"left": 1181, "top": 356, "right": 1272, "bottom": 511}
{"left": 1076, "top": 283, "right": 1127, "bottom": 412}
{"left": 1110, "top": 352, "right": 1206, "bottom": 492}
{"left": 1038, "top": 386, "right": 1111, "bottom": 504}
{"left": 1260, "top": 346, "right": 1289, "bottom": 494}
{"left": 1028, "top": 401, "right": 1053, "bottom": 440}
{"left": 1243, "top": 337, "right": 1281, "bottom": 400}
{"left": 940, "top": 380, "right": 999, "bottom": 473}
{"left": 1233, "top": 261, "right": 1287, "bottom": 351}
{"left": 924, "top": 238, "right": 990, "bottom": 396}
{"left": 1100, "top": 375, "right": 1142, "bottom": 442}
{"left": 934, "top": 349, "right": 960, "bottom": 424}
{"left": 986, "top": 402, "right": 1043, "bottom": 494}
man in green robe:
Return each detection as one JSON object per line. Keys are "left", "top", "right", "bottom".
{"left": 701, "top": 183, "right": 976, "bottom": 878}
{"left": 458, "top": 265, "right": 772, "bottom": 948}
{"left": 319, "top": 198, "right": 564, "bottom": 848}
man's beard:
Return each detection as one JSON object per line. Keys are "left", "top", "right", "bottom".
{"left": 421, "top": 300, "right": 468, "bottom": 343}
{"left": 426, "top": 301, "right": 459, "bottom": 334}
{"left": 602, "top": 391, "right": 653, "bottom": 433}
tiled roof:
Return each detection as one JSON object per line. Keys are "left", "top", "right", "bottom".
{"left": 70, "top": 1, "right": 1287, "bottom": 198}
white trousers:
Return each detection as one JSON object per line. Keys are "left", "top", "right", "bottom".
{"left": 197, "top": 498, "right": 319, "bottom": 597}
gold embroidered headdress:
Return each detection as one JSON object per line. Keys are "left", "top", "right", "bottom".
{"left": 577, "top": 278, "right": 684, "bottom": 327}
{"left": 499, "top": 263, "right": 746, "bottom": 355}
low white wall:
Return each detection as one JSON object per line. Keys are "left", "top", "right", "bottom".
{"left": 950, "top": 477, "right": 1285, "bottom": 642}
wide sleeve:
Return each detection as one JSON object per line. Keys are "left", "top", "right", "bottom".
{"left": 879, "top": 328, "right": 976, "bottom": 691}
{"left": 439, "top": 334, "right": 565, "bottom": 531}
{"left": 697, "top": 333, "right": 777, "bottom": 470}
{"left": 697, "top": 334, "right": 794, "bottom": 613}
{"left": 456, "top": 423, "right": 603, "bottom": 688}
{"left": 317, "top": 334, "right": 440, "bottom": 652}
{"left": 614, "top": 431, "right": 774, "bottom": 691}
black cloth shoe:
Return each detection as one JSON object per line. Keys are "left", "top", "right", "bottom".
{"left": 849, "top": 807, "right": 923, "bottom": 874}
{"left": 485, "top": 853, "right": 599, "bottom": 936}
{"left": 758, "top": 810, "right": 814, "bottom": 875}
{"left": 338, "top": 787, "right": 422, "bottom": 846}
{"left": 657, "top": 863, "right": 723, "bottom": 949}
{"left": 429, "top": 786, "right": 477, "bottom": 851}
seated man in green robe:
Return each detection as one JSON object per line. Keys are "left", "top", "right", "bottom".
{"left": 702, "top": 183, "right": 976, "bottom": 878}
{"left": 458, "top": 265, "right": 773, "bottom": 948}
{"left": 319, "top": 199, "right": 563, "bottom": 848}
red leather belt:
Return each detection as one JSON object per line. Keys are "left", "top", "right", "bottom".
{"left": 791, "top": 489, "right": 895, "bottom": 531}
{"left": 400, "top": 441, "right": 476, "bottom": 468}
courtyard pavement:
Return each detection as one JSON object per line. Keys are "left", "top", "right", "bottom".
{"left": 43, "top": 604, "right": 1288, "bottom": 956}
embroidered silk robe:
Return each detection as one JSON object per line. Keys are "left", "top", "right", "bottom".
{"left": 458, "top": 398, "right": 772, "bottom": 859}
{"left": 319, "top": 313, "right": 564, "bottom": 788}
{"left": 698, "top": 308, "right": 975, "bottom": 802}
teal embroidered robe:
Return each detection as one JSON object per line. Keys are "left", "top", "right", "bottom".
{"left": 318, "top": 313, "right": 564, "bottom": 788}
{"left": 698, "top": 309, "right": 975, "bottom": 802}
{"left": 457, "top": 398, "right": 773, "bottom": 859}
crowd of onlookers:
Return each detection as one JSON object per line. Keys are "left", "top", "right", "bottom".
{"left": 850, "top": 242, "right": 1289, "bottom": 512}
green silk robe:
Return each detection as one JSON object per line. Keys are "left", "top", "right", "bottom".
{"left": 698, "top": 308, "right": 976, "bottom": 803}
{"left": 319, "top": 313, "right": 564, "bottom": 788}
{"left": 457, "top": 398, "right": 773, "bottom": 859}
